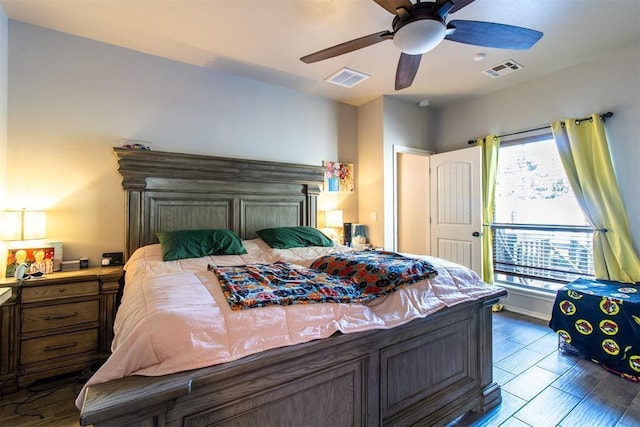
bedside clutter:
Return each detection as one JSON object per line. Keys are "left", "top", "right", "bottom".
{"left": 343, "top": 223, "right": 369, "bottom": 250}
{"left": 61, "top": 257, "right": 89, "bottom": 271}
{"left": 353, "top": 243, "right": 372, "bottom": 250}
{"left": 61, "top": 259, "right": 81, "bottom": 271}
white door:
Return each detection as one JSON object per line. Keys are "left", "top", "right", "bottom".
{"left": 397, "top": 152, "right": 430, "bottom": 254}
{"left": 430, "top": 146, "right": 483, "bottom": 276}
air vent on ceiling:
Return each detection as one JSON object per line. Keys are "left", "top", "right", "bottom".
{"left": 483, "top": 59, "right": 523, "bottom": 78}
{"left": 325, "top": 67, "right": 370, "bottom": 88}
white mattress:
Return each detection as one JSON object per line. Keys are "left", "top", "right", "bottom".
{"left": 76, "top": 239, "right": 505, "bottom": 407}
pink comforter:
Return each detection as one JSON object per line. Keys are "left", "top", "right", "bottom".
{"left": 76, "top": 239, "right": 505, "bottom": 408}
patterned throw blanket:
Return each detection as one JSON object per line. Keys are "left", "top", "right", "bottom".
{"left": 210, "top": 262, "right": 365, "bottom": 310}
{"left": 309, "top": 250, "right": 438, "bottom": 295}
{"left": 210, "top": 251, "right": 438, "bottom": 310}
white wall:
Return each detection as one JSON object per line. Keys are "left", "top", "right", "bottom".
{"left": 5, "top": 21, "right": 358, "bottom": 265}
{"left": 436, "top": 42, "right": 640, "bottom": 256}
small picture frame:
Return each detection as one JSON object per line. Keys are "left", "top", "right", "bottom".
{"left": 5, "top": 247, "right": 55, "bottom": 278}
{"left": 323, "top": 161, "right": 354, "bottom": 192}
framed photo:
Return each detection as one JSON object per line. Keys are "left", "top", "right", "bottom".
{"left": 323, "top": 161, "right": 354, "bottom": 192}
{"left": 5, "top": 247, "right": 55, "bottom": 278}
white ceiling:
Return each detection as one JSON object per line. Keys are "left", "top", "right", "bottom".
{"left": 1, "top": 0, "right": 639, "bottom": 107}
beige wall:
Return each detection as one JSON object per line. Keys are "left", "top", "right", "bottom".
{"left": 0, "top": 7, "right": 7, "bottom": 208}
{"left": 317, "top": 104, "right": 359, "bottom": 230}
{"left": 356, "top": 96, "right": 435, "bottom": 248}
{"left": 8, "top": 19, "right": 635, "bottom": 266}
{"left": 397, "top": 152, "right": 429, "bottom": 254}
{"left": 4, "top": 21, "right": 358, "bottom": 266}
{"left": 357, "top": 97, "right": 384, "bottom": 247}
{"left": 382, "top": 96, "right": 435, "bottom": 247}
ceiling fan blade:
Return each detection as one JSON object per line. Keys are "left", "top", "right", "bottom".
{"left": 300, "top": 31, "right": 394, "bottom": 63}
{"left": 437, "top": 0, "right": 476, "bottom": 14}
{"left": 372, "top": 0, "right": 414, "bottom": 15}
{"left": 445, "top": 20, "right": 543, "bottom": 50}
{"left": 395, "top": 52, "right": 422, "bottom": 90}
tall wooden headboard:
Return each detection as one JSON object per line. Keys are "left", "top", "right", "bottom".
{"left": 114, "top": 148, "right": 324, "bottom": 259}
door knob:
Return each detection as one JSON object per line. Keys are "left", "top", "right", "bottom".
{"left": 472, "top": 231, "right": 480, "bottom": 237}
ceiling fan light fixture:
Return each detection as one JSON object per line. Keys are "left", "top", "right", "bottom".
{"left": 301, "top": 0, "right": 543, "bottom": 91}
{"left": 393, "top": 18, "right": 446, "bottom": 55}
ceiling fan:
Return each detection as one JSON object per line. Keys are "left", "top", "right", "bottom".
{"left": 300, "top": 0, "right": 543, "bottom": 90}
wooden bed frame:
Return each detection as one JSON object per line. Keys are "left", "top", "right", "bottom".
{"left": 79, "top": 148, "right": 507, "bottom": 426}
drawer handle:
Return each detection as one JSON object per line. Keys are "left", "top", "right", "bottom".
{"left": 44, "top": 341, "right": 78, "bottom": 352}
{"left": 58, "top": 288, "right": 66, "bottom": 293}
{"left": 44, "top": 312, "right": 78, "bottom": 321}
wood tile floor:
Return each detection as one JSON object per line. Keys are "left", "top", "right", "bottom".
{"left": 0, "top": 310, "right": 638, "bottom": 426}
{"left": 450, "top": 310, "right": 640, "bottom": 427}
{"left": 0, "top": 373, "right": 84, "bottom": 426}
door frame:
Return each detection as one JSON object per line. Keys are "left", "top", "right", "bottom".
{"left": 392, "top": 145, "right": 433, "bottom": 252}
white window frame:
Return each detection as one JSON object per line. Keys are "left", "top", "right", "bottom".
{"left": 491, "top": 132, "right": 595, "bottom": 293}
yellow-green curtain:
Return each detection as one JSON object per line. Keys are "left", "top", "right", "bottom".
{"left": 551, "top": 114, "right": 640, "bottom": 283}
{"left": 477, "top": 135, "right": 500, "bottom": 284}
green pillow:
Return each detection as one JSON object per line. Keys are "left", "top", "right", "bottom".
{"left": 157, "top": 229, "right": 247, "bottom": 261}
{"left": 256, "top": 226, "right": 334, "bottom": 249}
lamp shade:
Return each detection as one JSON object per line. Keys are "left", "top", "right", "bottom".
{"left": 23, "top": 211, "right": 47, "bottom": 240}
{"left": 0, "top": 210, "right": 47, "bottom": 241}
{"left": 0, "top": 211, "right": 22, "bottom": 241}
{"left": 324, "top": 210, "right": 343, "bottom": 228}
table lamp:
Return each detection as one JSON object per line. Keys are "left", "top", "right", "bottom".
{"left": 324, "top": 209, "right": 343, "bottom": 243}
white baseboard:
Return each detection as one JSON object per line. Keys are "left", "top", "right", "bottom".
{"left": 498, "top": 283, "right": 556, "bottom": 321}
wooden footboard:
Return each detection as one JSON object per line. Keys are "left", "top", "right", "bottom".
{"left": 80, "top": 293, "right": 505, "bottom": 427}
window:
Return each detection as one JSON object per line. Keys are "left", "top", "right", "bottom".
{"left": 492, "top": 135, "right": 595, "bottom": 292}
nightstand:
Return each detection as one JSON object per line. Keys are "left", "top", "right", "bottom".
{"left": 0, "top": 266, "right": 123, "bottom": 391}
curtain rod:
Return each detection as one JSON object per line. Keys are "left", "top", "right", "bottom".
{"left": 467, "top": 111, "right": 614, "bottom": 145}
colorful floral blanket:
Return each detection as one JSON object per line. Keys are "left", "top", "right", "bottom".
{"left": 309, "top": 250, "right": 438, "bottom": 295}
{"left": 210, "top": 252, "right": 438, "bottom": 310}
{"left": 210, "top": 262, "right": 365, "bottom": 310}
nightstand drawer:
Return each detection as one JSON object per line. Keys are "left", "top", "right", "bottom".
{"left": 20, "top": 328, "right": 99, "bottom": 365}
{"left": 22, "top": 300, "right": 100, "bottom": 333}
{"left": 21, "top": 281, "right": 99, "bottom": 303}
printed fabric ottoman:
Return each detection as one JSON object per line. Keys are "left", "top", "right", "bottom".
{"left": 548, "top": 277, "right": 640, "bottom": 381}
